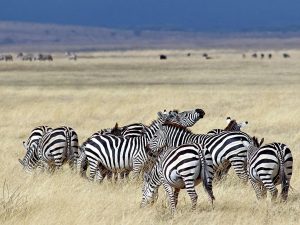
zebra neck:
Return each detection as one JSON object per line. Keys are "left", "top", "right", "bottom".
{"left": 145, "top": 119, "right": 162, "bottom": 140}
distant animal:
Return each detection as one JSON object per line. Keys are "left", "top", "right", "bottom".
{"left": 37, "top": 54, "right": 53, "bottom": 61}
{"left": 0, "top": 54, "right": 13, "bottom": 61}
{"left": 242, "top": 137, "right": 293, "bottom": 202}
{"left": 252, "top": 53, "right": 257, "bottom": 58}
{"left": 160, "top": 55, "right": 167, "bottom": 60}
{"left": 268, "top": 53, "right": 272, "bottom": 59}
{"left": 22, "top": 54, "right": 34, "bottom": 61}
{"left": 261, "top": 53, "right": 264, "bottom": 59}
{"left": 187, "top": 53, "right": 191, "bottom": 57}
{"left": 283, "top": 53, "right": 290, "bottom": 58}
{"left": 242, "top": 54, "right": 246, "bottom": 58}
{"left": 141, "top": 143, "right": 215, "bottom": 215}
{"left": 17, "top": 52, "right": 24, "bottom": 58}
{"left": 65, "top": 52, "right": 77, "bottom": 60}
{"left": 202, "top": 53, "right": 208, "bottom": 58}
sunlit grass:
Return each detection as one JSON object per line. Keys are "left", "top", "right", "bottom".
{"left": 0, "top": 49, "right": 299, "bottom": 224}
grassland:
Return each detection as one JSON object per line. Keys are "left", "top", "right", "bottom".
{"left": 0, "top": 49, "right": 299, "bottom": 225}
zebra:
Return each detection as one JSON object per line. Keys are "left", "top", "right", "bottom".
{"left": 81, "top": 111, "right": 184, "bottom": 182}
{"left": 147, "top": 124, "right": 252, "bottom": 183}
{"left": 19, "top": 126, "right": 79, "bottom": 172}
{"left": 242, "top": 137, "right": 293, "bottom": 201}
{"left": 77, "top": 109, "right": 202, "bottom": 179}
{"left": 22, "top": 125, "right": 53, "bottom": 151}
{"left": 165, "top": 108, "right": 205, "bottom": 127}
{"left": 207, "top": 117, "right": 248, "bottom": 135}
{"left": 77, "top": 122, "right": 147, "bottom": 178}
{"left": 206, "top": 117, "right": 249, "bottom": 180}
{"left": 141, "top": 143, "right": 215, "bottom": 215}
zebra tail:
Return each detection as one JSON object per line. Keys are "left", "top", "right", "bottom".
{"left": 66, "top": 129, "right": 74, "bottom": 168}
{"left": 278, "top": 148, "right": 289, "bottom": 200}
{"left": 197, "top": 145, "right": 215, "bottom": 203}
{"left": 77, "top": 146, "right": 88, "bottom": 177}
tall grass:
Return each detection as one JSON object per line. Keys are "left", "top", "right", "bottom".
{"left": 0, "top": 49, "right": 299, "bottom": 224}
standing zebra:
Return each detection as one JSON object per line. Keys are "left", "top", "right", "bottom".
{"left": 19, "top": 126, "right": 79, "bottom": 172}
{"left": 148, "top": 124, "right": 252, "bottom": 182}
{"left": 77, "top": 109, "right": 204, "bottom": 178}
{"left": 141, "top": 143, "right": 215, "bottom": 215}
{"left": 206, "top": 117, "right": 248, "bottom": 180}
{"left": 242, "top": 138, "right": 293, "bottom": 201}
{"left": 82, "top": 111, "right": 176, "bottom": 182}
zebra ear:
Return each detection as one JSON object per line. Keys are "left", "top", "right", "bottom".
{"left": 18, "top": 159, "right": 24, "bottom": 166}
{"left": 259, "top": 138, "right": 264, "bottom": 147}
{"left": 23, "top": 141, "right": 27, "bottom": 149}
{"left": 226, "top": 117, "right": 231, "bottom": 124}
{"left": 157, "top": 111, "right": 163, "bottom": 118}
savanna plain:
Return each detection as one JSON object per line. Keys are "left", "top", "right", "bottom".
{"left": 0, "top": 49, "right": 299, "bottom": 225}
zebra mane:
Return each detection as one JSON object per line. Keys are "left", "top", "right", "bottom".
{"left": 171, "top": 109, "right": 179, "bottom": 114}
{"left": 163, "top": 120, "right": 185, "bottom": 128}
{"left": 162, "top": 123, "right": 192, "bottom": 134}
{"left": 224, "top": 120, "right": 238, "bottom": 131}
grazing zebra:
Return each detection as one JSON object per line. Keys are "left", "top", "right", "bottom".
{"left": 19, "top": 126, "right": 79, "bottom": 172}
{"left": 165, "top": 108, "right": 205, "bottom": 127}
{"left": 207, "top": 117, "right": 248, "bottom": 135}
{"left": 141, "top": 143, "right": 215, "bottom": 215}
{"left": 148, "top": 124, "right": 252, "bottom": 182}
{"left": 242, "top": 137, "right": 293, "bottom": 201}
{"left": 22, "top": 126, "right": 53, "bottom": 151}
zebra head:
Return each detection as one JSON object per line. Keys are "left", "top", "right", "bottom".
{"left": 148, "top": 125, "right": 167, "bottom": 152}
{"left": 165, "top": 108, "right": 205, "bottom": 127}
{"left": 225, "top": 117, "right": 248, "bottom": 131}
{"left": 141, "top": 171, "right": 159, "bottom": 207}
{"left": 19, "top": 142, "right": 39, "bottom": 173}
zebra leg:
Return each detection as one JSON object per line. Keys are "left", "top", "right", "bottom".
{"left": 267, "top": 185, "right": 278, "bottom": 202}
{"left": 250, "top": 180, "right": 263, "bottom": 200}
{"left": 53, "top": 156, "right": 64, "bottom": 171}
{"left": 174, "top": 188, "right": 180, "bottom": 207}
{"left": 230, "top": 160, "right": 248, "bottom": 183}
{"left": 95, "top": 169, "right": 105, "bottom": 183}
{"left": 261, "top": 186, "right": 267, "bottom": 199}
{"left": 88, "top": 160, "right": 99, "bottom": 182}
{"left": 161, "top": 180, "right": 176, "bottom": 215}
{"left": 182, "top": 178, "right": 198, "bottom": 210}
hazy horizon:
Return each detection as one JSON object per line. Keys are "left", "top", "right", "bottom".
{"left": 1, "top": 0, "right": 300, "bottom": 32}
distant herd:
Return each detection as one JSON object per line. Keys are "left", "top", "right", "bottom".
{"left": 0, "top": 51, "right": 77, "bottom": 61}
{"left": 0, "top": 52, "right": 292, "bottom": 62}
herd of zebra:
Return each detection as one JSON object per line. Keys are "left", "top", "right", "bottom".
{"left": 19, "top": 108, "right": 293, "bottom": 215}
{"left": 0, "top": 52, "right": 77, "bottom": 61}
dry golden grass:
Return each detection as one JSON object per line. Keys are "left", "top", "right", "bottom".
{"left": 0, "top": 49, "right": 299, "bottom": 225}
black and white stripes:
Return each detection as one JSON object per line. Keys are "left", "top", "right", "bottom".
{"left": 141, "top": 143, "right": 214, "bottom": 214}
{"left": 242, "top": 138, "right": 293, "bottom": 201}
